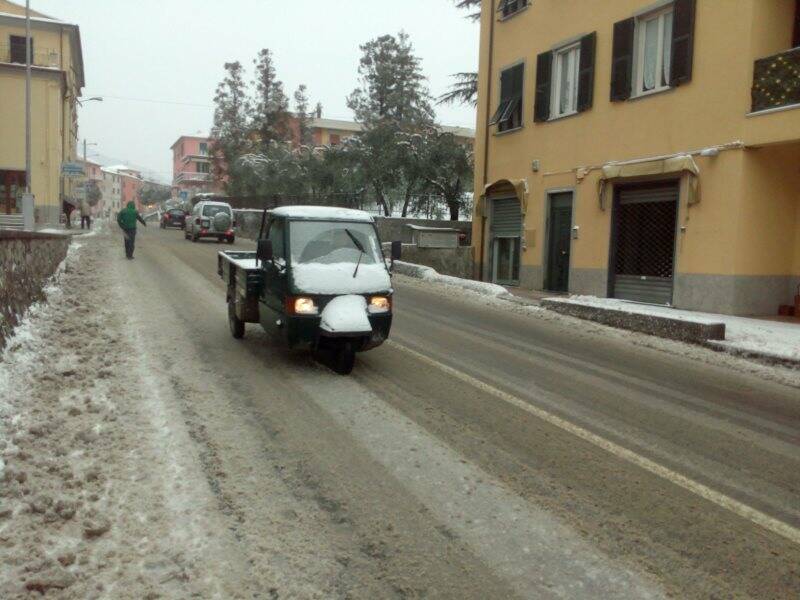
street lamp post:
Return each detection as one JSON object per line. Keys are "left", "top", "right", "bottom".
{"left": 24, "top": 0, "right": 31, "bottom": 194}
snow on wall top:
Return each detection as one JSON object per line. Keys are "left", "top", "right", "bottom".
{"left": 271, "top": 206, "right": 375, "bottom": 222}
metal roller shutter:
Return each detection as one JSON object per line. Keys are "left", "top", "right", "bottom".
{"left": 611, "top": 183, "right": 679, "bottom": 305}
{"left": 492, "top": 197, "right": 522, "bottom": 237}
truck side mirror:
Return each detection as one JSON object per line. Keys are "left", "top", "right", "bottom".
{"left": 390, "top": 240, "right": 402, "bottom": 262}
{"left": 256, "top": 238, "right": 273, "bottom": 263}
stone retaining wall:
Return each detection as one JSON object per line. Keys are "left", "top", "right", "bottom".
{"left": 0, "top": 231, "right": 71, "bottom": 348}
{"left": 385, "top": 243, "right": 474, "bottom": 280}
{"left": 233, "top": 210, "right": 473, "bottom": 246}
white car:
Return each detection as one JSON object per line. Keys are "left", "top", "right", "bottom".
{"left": 185, "top": 200, "right": 236, "bottom": 244}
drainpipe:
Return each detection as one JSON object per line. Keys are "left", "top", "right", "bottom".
{"left": 478, "top": 0, "right": 495, "bottom": 282}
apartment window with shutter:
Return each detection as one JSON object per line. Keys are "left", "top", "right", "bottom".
{"left": 199, "top": 142, "right": 208, "bottom": 155}
{"left": 611, "top": 0, "right": 695, "bottom": 102}
{"left": 535, "top": 33, "right": 596, "bottom": 122}
{"left": 498, "top": 0, "right": 528, "bottom": 20}
{"left": 9, "top": 35, "right": 31, "bottom": 64}
{"left": 197, "top": 162, "right": 210, "bottom": 174}
{"left": 489, "top": 63, "right": 524, "bottom": 132}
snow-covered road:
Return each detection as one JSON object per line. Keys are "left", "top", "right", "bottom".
{"left": 1, "top": 227, "right": 799, "bottom": 599}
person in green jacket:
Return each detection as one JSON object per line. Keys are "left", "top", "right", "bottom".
{"left": 116, "top": 201, "right": 147, "bottom": 259}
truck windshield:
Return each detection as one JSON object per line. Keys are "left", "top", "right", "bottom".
{"left": 290, "top": 221, "right": 382, "bottom": 266}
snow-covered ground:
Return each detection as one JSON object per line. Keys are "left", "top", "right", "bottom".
{"left": 548, "top": 295, "right": 800, "bottom": 363}
{"left": 0, "top": 228, "right": 252, "bottom": 598}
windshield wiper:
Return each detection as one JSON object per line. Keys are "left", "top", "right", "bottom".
{"left": 344, "top": 229, "right": 366, "bottom": 278}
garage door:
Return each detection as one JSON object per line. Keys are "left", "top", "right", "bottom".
{"left": 492, "top": 197, "right": 522, "bottom": 237}
{"left": 611, "top": 183, "right": 679, "bottom": 305}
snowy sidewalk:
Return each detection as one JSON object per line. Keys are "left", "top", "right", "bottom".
{"left": 394, "top": 260, "right": 800, "bottom": 367}
{"left": 543, "top": 296, "right": 800, "bottom": 365}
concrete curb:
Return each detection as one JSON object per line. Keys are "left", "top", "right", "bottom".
{"left": 540, "top": 299, "right": 726, "bottom": 343}
{"left": 702, "top": 340, "right": 800, "bottom": 369}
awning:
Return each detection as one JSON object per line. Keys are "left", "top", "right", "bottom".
{"left": 476, "top": 178, "right": 528, "bottom": 216}
{"left": 597, "top": 155, "right": 700, "bottom": 210}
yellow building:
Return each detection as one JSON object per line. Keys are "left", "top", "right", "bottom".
{"left": 473, "top": 0, "right": 800, "bottom": 315}
{"left": 0, "top": 0, "right": 84, "bottom": 224}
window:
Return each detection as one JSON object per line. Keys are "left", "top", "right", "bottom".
{"left": 635, "top": 7, "right": 674, "bottom": 95}
{"left": 199, "top": 142, "right": 208, "bottom": 155}
{"left": 535, "top": 33, "right": 596, "bottom": 122}
{"left": 266, "top": 219, "right": 285, "bottom": 260}
{"left": 489, "top": 63, "right": 523, "bottom": 132}
{"left": 9, "top": 35, "right": 31, "bottom": 64}
{"left": 289, "top": 221, "right": 381, "bottom": 267}
{"left": 498, "top": 0, "right": 528, "bottom": 19}
{"left": 611, "top": 0, "right": 696, "bottom": 102}
{"left": 552, "top": 44, "right": 580, "bottom": 117}
{"left": 196, "top": 162, "right": 210, "bottom": 174}
{"left": 202, "top": 204, "right": 230, "bottom": 218}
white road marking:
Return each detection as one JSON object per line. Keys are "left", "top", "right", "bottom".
{"left": 388, "top": 340, "right": 800, "bottom": 546}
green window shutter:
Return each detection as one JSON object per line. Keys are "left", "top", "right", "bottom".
{"left": 610, "top": 18, "right": 635, "bottom": 102}
{"left": 534, "top": 51, "right": 553, "bottom": 122}
{"left": 670, "top": 0, "right": 697, "bottom": 86}
{"left": 577, "top": 32, "right": 597, "bottom": 113}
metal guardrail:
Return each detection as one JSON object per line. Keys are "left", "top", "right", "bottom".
{"left": 0, "top": 214, "right": 25, "bottom": 231}
{"left": 175, "top": 172, "right": 212, "bottom": 183}
{"left": 752, "top": 46, "right": 800, "bottom": 112}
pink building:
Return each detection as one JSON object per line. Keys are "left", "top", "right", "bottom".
{"left": 106, "top": 165, "right": 143, "bottom": 211}
{"left": 170, "top": 135, "right": 221, "bottom": 202}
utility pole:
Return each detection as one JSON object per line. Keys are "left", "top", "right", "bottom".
{"left": 21, "top": 0, "right": 35, "bottom": 229}
{"left": 24, "top": 0, "right": 31, "bottom": 193}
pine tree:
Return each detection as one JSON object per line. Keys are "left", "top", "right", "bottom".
{"left": 211, "top": 61, "right": 251, "bottom": 195}
{"left": 347, "top": 32, "right": 434, "bottom": 215}
{"left": 293, "top": 84, "right": 313, "bottom": 147}
{"left": 251, "top": 49, "right": 291, "bottom": 150}
{"left": 347, "top": 32, "right": 434, "bottom": 128}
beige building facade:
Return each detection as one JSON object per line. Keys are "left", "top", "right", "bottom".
{"left": 473, "top": 0, "right": 800, "bottom": 315}
{"left": 0, "top": 0, "right": 84, "bottom": 224}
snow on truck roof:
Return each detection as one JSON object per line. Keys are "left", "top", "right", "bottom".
{"left": 270, "top": 206, "right": 375, "bottom": 222}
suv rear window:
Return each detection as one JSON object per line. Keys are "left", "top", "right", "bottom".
{"left": 168, "top": 209, "right": 185, "bottom": 216}
{"left": 202, "top": 205, "right": 231, "bottom": 217}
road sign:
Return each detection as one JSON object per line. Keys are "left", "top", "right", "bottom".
{"left": 61, "top": 162, "right": 85, "bottom": 178}
{"left": 179, "top": 191, "right": 188, "bottom": 200}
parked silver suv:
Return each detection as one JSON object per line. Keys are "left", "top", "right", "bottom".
{"left": 185, "top": 200, "right": 236, "bottom": 244}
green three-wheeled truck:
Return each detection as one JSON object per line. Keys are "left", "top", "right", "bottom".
{"left": 218, "top": 206, "right": 399, "bottom": 374}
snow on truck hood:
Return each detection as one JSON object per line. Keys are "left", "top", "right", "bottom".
{"left": 292, "top": 262, "right": 391, "bottom": 295}
{"left": 271, "top": 206, "right": 375, "bottom": 222}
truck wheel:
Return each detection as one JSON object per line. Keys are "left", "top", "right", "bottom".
{"left": 333, "top": 342, "right": 356, "bottom": 375}
{"left": 228, "top": 301, "right": 245, "bottom": 339}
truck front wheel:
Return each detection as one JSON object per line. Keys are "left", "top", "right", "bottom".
{"left": 333, "top": 341, "right": 356, "bottom": 375}
{"left": 228, "top": 301, "right": 245, "bottom": 339}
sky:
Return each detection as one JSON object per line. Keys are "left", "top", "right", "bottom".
{"left": 30, "top": 0, "right": 480, "bottom": 184}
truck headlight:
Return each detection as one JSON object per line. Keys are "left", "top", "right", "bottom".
{"left": 293, "top": 297, "right": 318, "bottom": 315}
{"left": 368, "top": 296, "right": 391, "bottom": 314}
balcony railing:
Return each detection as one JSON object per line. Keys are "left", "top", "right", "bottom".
{"left": 0, "top": 44, "right": 61, "bottom": 69}
{"left": 751, "top": 46, "right": 800, "bottom": 113}
{"left": 175, "top": 171, "right": 211, "bottom": 184}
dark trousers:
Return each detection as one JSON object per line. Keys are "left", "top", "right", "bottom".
{"left": 123, "top": 229, "right": 137, "bottom": 258}
{"left": 81, "top": 215, "right": 91, "bottom": 229}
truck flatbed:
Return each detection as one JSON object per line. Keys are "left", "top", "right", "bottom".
{"left": 218, "top": 251, "right": 264, "bottom": 323}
